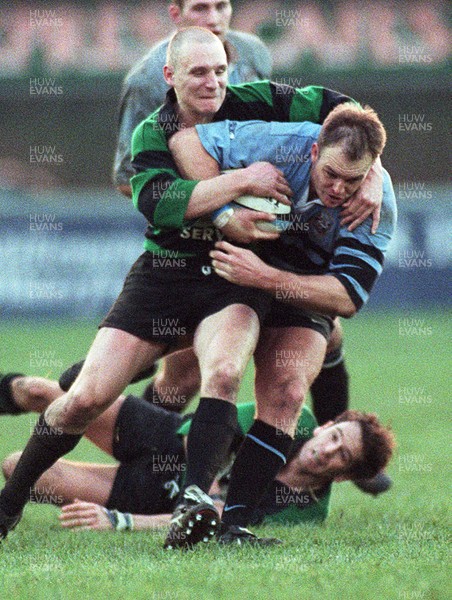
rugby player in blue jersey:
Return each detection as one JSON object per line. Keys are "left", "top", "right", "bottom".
{"left": 167, "top": 102, "right": 396, "bottom": 543}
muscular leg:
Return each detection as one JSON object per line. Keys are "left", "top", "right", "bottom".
{"left": 182, "top": 304, "right": 260, "bottom": 493}
{"left": 310, "top": 318, "right": 350, "bottom": 425}
{"left": 255, "top": 327, "right": 327, "bottom": 433}
{"left": 195, "top": 304, "right": 260, "bottom": 402}
{"left": 5, "top": 373, "right": 126, "bottom": 457}
{"left": 142, "top": 348, "right": 200, "bottom": 412}
{"left": 2, "top": 452, "right": 117, "bottom": 507}
{"left": 46, "top": 327, "right": 166, "bottom": 432}
{"left": 164, "top": 304, "right": 261, "bottom": 548}
{"left": 221, "top": 326, "right": 327, "bottom": 529}
{"left": 0, "top": 327, "right": 168, "bottom": 518}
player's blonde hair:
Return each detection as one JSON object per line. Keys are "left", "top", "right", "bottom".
{"left": 317, "top": 103, "right": 387, "bottom": 161}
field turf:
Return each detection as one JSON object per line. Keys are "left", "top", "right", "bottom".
{"left": 0, "top": 312, "right": 450, "bottom": 600}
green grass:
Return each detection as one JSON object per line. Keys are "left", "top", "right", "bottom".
{"left": 0, "top": 312, "right": 450, "bottom": 600}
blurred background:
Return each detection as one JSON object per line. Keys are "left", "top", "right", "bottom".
{"left": 0, "top": 0, "right": 450, "bottom": 318}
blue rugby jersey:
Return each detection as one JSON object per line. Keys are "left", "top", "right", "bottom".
{"left": 196, "top": 119, "right": 397, "bottom": 311}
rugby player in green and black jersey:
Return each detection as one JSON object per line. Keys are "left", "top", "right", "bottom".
{"left": 0, "top": 28, "right": 383, "bottom": 548}
{"left": 0, "top": 373, "right": 394, "bottom": 536}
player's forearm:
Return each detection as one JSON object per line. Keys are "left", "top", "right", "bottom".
{"left": 185, "top": 171, "right": 250, "bottom": 220}
{"left": 130, "top": 513, "right": 172, "bottom": 530}
{"left": 111, "top": 499, "right": 224, "bottom": 531}
{"left": 108, "top": 500, "right": 224, "bottom": 531}
{"left": 170, "top": 127, "right": 246, "bottom": 220}
{"left": 259, "top": 268, "right": 357, "bottom": 318}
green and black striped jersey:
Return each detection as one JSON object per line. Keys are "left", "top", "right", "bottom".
{"left": 130, "top": 81, "right": 353, "bottom": 258}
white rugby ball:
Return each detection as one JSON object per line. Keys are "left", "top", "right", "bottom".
{"left": 231, "top": 196, "right": 291, "bottom": 233}
{"left": 232, "top": 194, "right": 291, "bottom": 215}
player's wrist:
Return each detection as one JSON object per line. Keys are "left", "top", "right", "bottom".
{"left": 212, "top": 205, "right": 234, "bottom": 228}
{"left": 104, "top": 508, "right": 134, "bottom": 532}
{"left": 221, "top": 168, "right": 252, "bottom": 197}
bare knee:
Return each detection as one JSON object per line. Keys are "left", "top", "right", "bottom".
{"left": 274, "top": 377, "right": 308, "bottom": 417}
{"left": 257, "top": 377, "right": 309, "bottom": 431}
{"left": 2, "top": 451, "right": 22, "bottom": 480}
{"left": 45, "top": 388, "right": 112, "bottom": 432}
{"left": 202, "top": 360, "right": 243, "bottom": 400}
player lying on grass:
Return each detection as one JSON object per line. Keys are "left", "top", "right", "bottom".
{"left": 0, "top": 373, "right": 394, "bottom": 537}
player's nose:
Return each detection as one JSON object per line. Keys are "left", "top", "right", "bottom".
{"left": 205, "top": 10, "right": 221, "bottom": 29}
{"left": 205, "top": 71, "right": 219, "bottom": 88}
{"left": 332, "top": 180, "right": 345, "bottom": 196}
{"left": 324, "top": 440, "right": 340, "bottom": 456}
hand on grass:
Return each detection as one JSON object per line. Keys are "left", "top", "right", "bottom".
{"left": 59, "top": 499, "right": 113, "bottom": 531}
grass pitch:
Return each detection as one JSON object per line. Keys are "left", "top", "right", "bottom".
{"left": 0, "top": 311, "right": 450, "bottom": 600}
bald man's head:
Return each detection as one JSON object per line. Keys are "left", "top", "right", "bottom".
{"left": 166, "top": 27, "right": 226, "bottom": 69}
{"left": 163, "top": 27, "right": 228, "bottom": 126}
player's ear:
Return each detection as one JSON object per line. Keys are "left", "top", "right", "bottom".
{"left": 163, "top": 65, "right": 175, "bottom": 86}
{"left": 311, "top": 142, "right": 319, "bottom": 163}
{"left": 169, "top": 3, "right": 182, "bottom": 25}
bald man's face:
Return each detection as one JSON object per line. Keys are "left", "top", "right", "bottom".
{"left": 168, "top": 40, "right": 228, "bottom": 123}
{"left": 171, "top": 1, "right": 232, "bottom": 41}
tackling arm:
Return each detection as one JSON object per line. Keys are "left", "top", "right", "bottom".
{"left": 131, "top": 123, "right": 291, "bottom": 228}
{"left": 209, "top": 241, "right": 356, "bottom": 318}
{"left": 168, "top": 130, "right": 291, "bottom": 220}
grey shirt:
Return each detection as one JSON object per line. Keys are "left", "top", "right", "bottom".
{"left": 113, "top": 30, "right": 272, "bottom": 187}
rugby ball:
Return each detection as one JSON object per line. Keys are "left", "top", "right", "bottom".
{"left": 232, "top": 195, "right": 291, "bottom": 232}
{"left": 233, "top": 195, "right": 291, "bottom": 215}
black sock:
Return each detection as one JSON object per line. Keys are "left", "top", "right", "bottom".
{"left": 0, "top": 373, "right": 25, "bottom": 415}
{"left": 58, "top": 360, "right": 84, "bottom": 391}
{"left": 183, "top": 397, "right": 238, "bottom": 494}
{"left": 0, "top": 414, "right": 82, "bottom": 516}
{"left": 142, "top": 382, "right": 185, "bottom": 413}
{"left": 222, "top": 420, "right": 293, "bottom": 527}
{"left": 311, "top": 349, "right": 349, "bottom": 425}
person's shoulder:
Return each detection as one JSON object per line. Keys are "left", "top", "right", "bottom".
{"left": 124, "top": 38, "right": 171, "bottom": 85}
{"left": 381, "top": 168, "right": 398, "bottom": 228}
{"left": 269, "top": 120, "right": 321, "bottom": 139}
{"left": 382, "top": 168, "right": 397, "bottom": 208}
{"left": 227, "top": 30, "right": 271, "bottom": 70}
{"left": 132, "top": 110, "right": 167, "bottom": 153}
{"left": 227, "top": 29, "right": 268, "bottom": 50}
{"left": 227, "top": 79, "right": 271, "bottom": 98}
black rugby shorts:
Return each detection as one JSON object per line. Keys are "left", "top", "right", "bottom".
{"left": 100, "top": 251, "right": 271, "bottom": 345}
